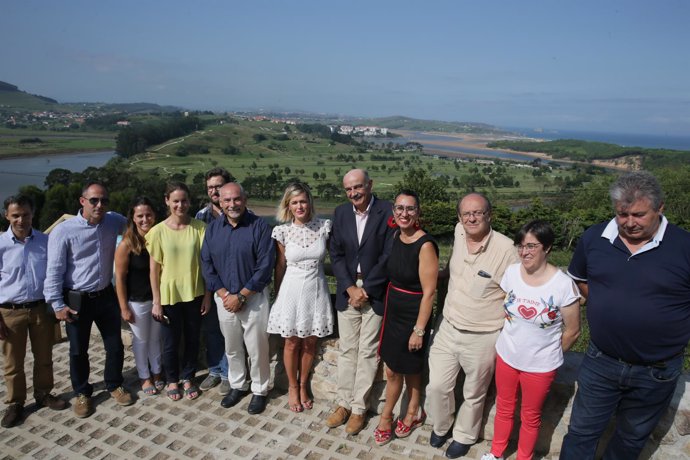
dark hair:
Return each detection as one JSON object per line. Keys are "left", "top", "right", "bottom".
{"left": 395, "top": 189, "right": 421, "bottom": 210}
{"left": 205, "top": 167, "right": 232, "bottom": 184}
{"left": 4, "top": 194, "right": 35, "bottom": 213}
{"left": 609, "top": 171, "right": 664, "bottom": 211}
{"left": 514, "top": 220, "right": 555, "bottom": 252}
{"left": 122, "top": 197, "right": 155, "bottom": 255}
{"left": 164, "top": 181, "right": 190, "bottom": 198}
{"left": 81, "top": 181, "right": 107, "bottom": 196}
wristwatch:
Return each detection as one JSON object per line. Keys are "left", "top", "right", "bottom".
{"left": 236, "top": 293, "right": 247, "bottom": 305}
{"left": 413, "top": 326, "right": 425, "bottom": 337}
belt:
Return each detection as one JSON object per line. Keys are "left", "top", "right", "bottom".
{"left": 71, "top": 286, "right": 113, "bottom": 299}
{"left": 356, "top": 273, "right": 364, "bottom": 280}
{"left": 0, "top": 300, "right": 45, "bottom": 310}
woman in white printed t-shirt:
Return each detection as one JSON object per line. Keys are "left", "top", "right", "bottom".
{"left": 481, "top": 220, "right": 581, "bottom": 460}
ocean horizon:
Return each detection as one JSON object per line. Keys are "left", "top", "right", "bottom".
{"left": 503, "top": 127, "right": 690, "bottom": 152}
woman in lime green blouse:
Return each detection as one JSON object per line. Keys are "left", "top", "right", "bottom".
{"left": 146, "top": 182, "right": 211, "bottom": 401}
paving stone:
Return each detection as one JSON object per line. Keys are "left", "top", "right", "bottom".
{"left": 1, "top": 327, "right": 685, "bottom": 460}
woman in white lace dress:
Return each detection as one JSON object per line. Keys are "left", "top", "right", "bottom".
{"left": 268, "top": 183, "right": 334, "bottom": 413}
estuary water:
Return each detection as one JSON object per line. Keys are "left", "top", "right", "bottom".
{"left": 0, "top": 151, "right": 115, "bottom": 202}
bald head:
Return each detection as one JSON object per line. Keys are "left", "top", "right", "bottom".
{"left": 219, "top": 182, "right": 247, "bottom": 225}
{"left": 459, "top": 193, "right": 492, "bottom": 241}
{"left": 342, "top": 169, "right": 373, "bottom": 212}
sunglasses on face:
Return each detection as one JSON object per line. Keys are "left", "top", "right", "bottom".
{"left": 83, "top": 197, "right": 110, "bottom": 206}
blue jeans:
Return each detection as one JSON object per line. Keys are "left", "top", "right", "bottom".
{"left": 560, "top": 341, "right": 682, "bottom": 460}
{"left": 201, "top": 303, "right": 228, "bottom": 380}
{"left": 161, "top": 297, "right": 203, "bottom": 383}
{"left": 65, "top": 286, "right": 124, "bottom": 396}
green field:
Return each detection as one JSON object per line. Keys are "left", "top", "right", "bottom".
{"left": 0, "top": 127, "right": 115, "bottom": 157}
{"left": 127, "top": 118, "right": 597, "bottom": 206}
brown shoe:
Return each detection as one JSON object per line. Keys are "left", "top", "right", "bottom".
{"left": 1, "top": 403, "right": 23, "bottom": 428}
{"left": 345, "top": 413, "right": 366, "bottom": 435}
{"left": 36, "top": 394, "right": 67, "bottom": 411}
{"left": 110, "top": 387, "right": 134, "bottom": 406}
{"left": 74, "top": 394, "right": 94, "bottom": 418}
{"left": 325, "top": 406, "right": 351, "bottom": 428}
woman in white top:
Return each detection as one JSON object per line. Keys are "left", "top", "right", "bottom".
{"left": 482, "top": 220, "right": 580, "bottom": 460}
{"left": 268, "top": 183, "right": 333, "bottom": 413}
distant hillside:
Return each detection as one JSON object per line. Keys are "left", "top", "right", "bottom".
{"left": 236, "top": 111, "right": 510, "bottom": 135}
{"left": 0, "top": 81, "right": 181, "bottom": 113}
{"left": 0, "top": 80, "right": 58, "bottom": 109}
{"left": 356, "top": 116, "right": 509, "bottom": 135}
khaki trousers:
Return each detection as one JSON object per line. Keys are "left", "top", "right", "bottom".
{"left": 1, "top": 306, "right": 56, "bottom": 405}
{"left": 426, "top": 318, "right": 499, "bottom": 444}
{"left": 336, "top": 303, "right": 382, "bottom": 415}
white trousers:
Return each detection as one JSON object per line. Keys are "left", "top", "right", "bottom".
{"left": 336, "top": 303, "right": 382, "bottom": 415}
{"left": 215, "top": 289, "right": 270, "bottom": 396}
{"left": 128, "top": 300, "right": 162, "bottom": 379}
{"left": 426, "top": 318, "right": 499, "bottom": 444}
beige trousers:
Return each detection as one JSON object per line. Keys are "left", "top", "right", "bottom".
{"left": 336, "top": 303, "right": 382, "bottom": 415}
{"left": 426, "top": 318, "right": 500, "bottom": 444}
{"left": 1, "top": 306, "right": 56, "bottom": 405}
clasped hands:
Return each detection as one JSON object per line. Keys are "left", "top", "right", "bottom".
{"left": 346, "top": 285, "right": 369, "bottom": 309}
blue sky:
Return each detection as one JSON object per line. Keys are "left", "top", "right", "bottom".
{"left": 2, "top": 0, "right": 689, "bottom": 135}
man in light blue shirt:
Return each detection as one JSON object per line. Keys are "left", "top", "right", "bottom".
{"left": 1, "top": 195, "right": 66, "bottom": 428}
{"left": 44, "top": 182, "right": 133, "bottom": 418}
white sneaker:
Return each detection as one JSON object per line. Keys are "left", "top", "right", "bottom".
{"left": 480, "top": 454, "right": 503, "bottom": 460}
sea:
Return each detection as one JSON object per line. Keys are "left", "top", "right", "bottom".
{"left": 503, "top": 127, "right": 690, "bottom": 152}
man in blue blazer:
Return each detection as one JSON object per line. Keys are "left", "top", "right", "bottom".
{"left": 326, "top": 169, "right": 394, "bottom": 435}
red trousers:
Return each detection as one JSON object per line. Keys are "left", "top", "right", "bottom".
{"left": 491, "top": 354, "right": 556, "bottom": 460}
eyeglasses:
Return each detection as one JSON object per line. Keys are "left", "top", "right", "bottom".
{"left": 83, "top": 197, "right": 110, "bottom": 206}
{"left": 460, "top": 210, "right": 487, "bottom": 220}
{"left": 207, "top": 184, "right": 223, "bottom": 191}
{"left": 516, "top": 243, "right": 542, "bottom": 252}
{"left": 393, "top": 205, "right": 418, "bottom": 215}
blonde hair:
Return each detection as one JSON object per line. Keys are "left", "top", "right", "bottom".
{"left": 276, "top": 182, "right": 314, "bottom": 223}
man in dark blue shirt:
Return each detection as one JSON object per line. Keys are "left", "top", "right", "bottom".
{"left": 201, "top": 182, "right": 274, "bottom": 415}
{"left": 561, "top": 171, "right": 690, "bottom": 460}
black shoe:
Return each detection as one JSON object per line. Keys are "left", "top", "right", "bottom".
{"left": 220, "top": 389, "right": 248, "bottom": 408}
{"left": 1, "top": 403, "right": 23, "bottom": 428}
{"left": 247, "top": 394, "right": 268, "bottom": 414}
{"left": 445, "top": 440, "right": 471, "bottom": 459}
{"left": 430, "top": 428, "right": 452, "bottom": 448}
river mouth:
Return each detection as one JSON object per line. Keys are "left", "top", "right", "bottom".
{"left": 0, "top": 150, "right": 115, "bottom": 201}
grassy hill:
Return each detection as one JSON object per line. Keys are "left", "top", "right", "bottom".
{"left": 355, "top": 115, "right": 509, "bottom": 134}
{"left": 0, "top": 81, "right": 58, "bottom": 110}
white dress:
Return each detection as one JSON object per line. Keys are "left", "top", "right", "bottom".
{"left": 267, "top": 218, "right": 334, "bottom": 338}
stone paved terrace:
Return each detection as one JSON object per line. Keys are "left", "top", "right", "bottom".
{"left": 2, "top": 326, "right": 689, "bottom": 460}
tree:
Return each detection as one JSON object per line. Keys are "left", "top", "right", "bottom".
{"left": 396, "top": 168, "right": 450, "bottom": 203}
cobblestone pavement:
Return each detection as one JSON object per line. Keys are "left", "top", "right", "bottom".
{"left": 0, "top": 332, "right": 500, "bottom": 460}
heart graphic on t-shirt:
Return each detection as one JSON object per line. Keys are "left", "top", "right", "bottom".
{"left": 517, "top": 304, "right": 537, "bottom": 319}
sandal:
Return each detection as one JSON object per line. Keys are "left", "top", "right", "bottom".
{"left": 154, "top": 378, "right": 166, "bottom": 393}
{"left": 395, "top": 410, "right": 426, "bottom": 438}
{"left": 142, "top": 378, "right": 157, "bottom": 396}
{"left": 288, "top": 385, "right": 303, "bottom": 413}
{"left": 374, "top": 416, "right": 394, "bottom": 446}
{"left": 166, "top": 385, "right": 182, "bottom": 401}
{"left": 299, "top": 382, "right": 313, "bottom": 410}
{"left": 183, "top": 382, "right": 200, "bottom": 400}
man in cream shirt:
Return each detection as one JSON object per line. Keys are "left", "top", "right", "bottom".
{"left": 426, "top": 193, "right": 518, "bottom": 459}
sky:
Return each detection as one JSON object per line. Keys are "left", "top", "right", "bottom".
{"left": 2, "top": 0, "right": 689, "bottom": 136}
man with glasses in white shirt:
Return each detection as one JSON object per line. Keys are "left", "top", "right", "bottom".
{"left": 426, "top": 193, "right": 518, "bottom": 458}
